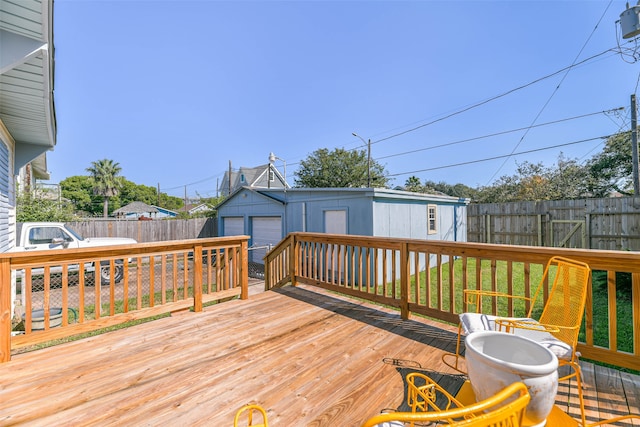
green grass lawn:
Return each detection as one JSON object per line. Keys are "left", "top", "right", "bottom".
{"left": 400, "top": 258, "right": 635, "bottom": 371}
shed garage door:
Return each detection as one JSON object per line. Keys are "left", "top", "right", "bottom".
{"left": 251, "top": 217, "right": 281, "bottom": 264}
{"left": 223, "top": 217, "right": 244, "bottom": 237}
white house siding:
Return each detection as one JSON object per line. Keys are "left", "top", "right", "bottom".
{"left": 0, "top": 138, "right": 13, "bottom": 253}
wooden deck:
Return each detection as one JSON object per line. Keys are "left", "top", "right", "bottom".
{"left": 1, "top": 283, "right": 639, "bottom": 426}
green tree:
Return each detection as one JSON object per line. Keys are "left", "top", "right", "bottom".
{"left": 158, "top": 193, "right": 183, "bottom": 211}
{"left": 86, "top": 159, "right": 123, "bottom": 217}
{"left": 404, "top": 176, "right": 424, "bottom": 192}
{"left": 294, "top": 148, "right": 389, "bottom": 188}
{"left": 119, "top": 181, "right": 158, "bottom": 207}
{"left": 423, "top": 180, "right": 478, "bottom": 199}
{"left": 60, "top": 176, "right": 95, "bottom": 214}
{"left": 586, "top": 131, "right": 633, "bottom": 197}
{"left": 546, "top": 154, "right": 590, "bottom": 199}
{"left": 61, "top": 175, "right": 184, "bottom": 216}
{"left": 475, "top": 154, "right": 590, "bottom": 203}
{"left": 17, "top": 192, "right": 76, "bottom": 222}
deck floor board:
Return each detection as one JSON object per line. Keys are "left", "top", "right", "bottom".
{"left": 1, "top": 284, "right": 639, "bottom": 426}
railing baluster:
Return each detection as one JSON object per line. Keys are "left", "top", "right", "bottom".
{"left": 608, "top": 270, "right": 618, "bottom": 352}
{"left": 633, "top": 272, "right": 640, "bottom": 357}
{"left": 0, "top": 258, "right": 11, "bottom": 362}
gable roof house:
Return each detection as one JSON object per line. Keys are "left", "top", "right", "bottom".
{"left": 187, "top": 203, "right": 211, "bottom": 215}
{"left": 218, "top": 159, "right": 289, "bottom": 197}
{"left": 217, "top": 187, "right": 469, "bottom": 266}
{"left": 153, "top": 205, "right": 178, "bottom": 219}
{"left": 17, "top": 152, "right": 50, "bottom": 194}
{"left": 0, "top": 0, "right": 56, "bottom": 252}
{"left": 113, "top": 201, "right": 160, "bottom": 220}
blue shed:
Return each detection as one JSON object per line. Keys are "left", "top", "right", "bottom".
{"left": 217, "top": 187, "right": 469, "bottom": 264}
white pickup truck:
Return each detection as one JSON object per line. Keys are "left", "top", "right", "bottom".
{"left": 13, "top": 222, "right": 137, "bottom": 285}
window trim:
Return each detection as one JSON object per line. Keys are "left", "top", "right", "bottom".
{"left": 428, "top": 204, "right": 437, "bottom": 234}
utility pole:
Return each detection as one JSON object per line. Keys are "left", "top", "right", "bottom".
{"left": 184, "top": 186, "right": 187, "bottom": 212}
{"left": 228, "top": 160, "right": 232, "bottom": 196}
{"left": 367, "top": 138, "right": 371, "bottom": 188}
{"left": 352, "top": 132, "right": 372, "bottom": 188}
{"left": 632, "top": 94, "right": 639, "bottom": 195}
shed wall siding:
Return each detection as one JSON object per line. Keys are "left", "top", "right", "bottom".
{"left": 282, "top": 190, "right": 373, "bottom": 236}
{"left": 217, "top": 189, "right": 469, "bottom": 262}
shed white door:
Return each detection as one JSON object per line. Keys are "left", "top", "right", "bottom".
{"left": 223, "top": 217, "right": 244, "bottom": 236}
{"left": 324, "top": 210, "right": 347, "bottom": 234}
{"left": 251, "top": 217, "right": 281, "bottom": 264}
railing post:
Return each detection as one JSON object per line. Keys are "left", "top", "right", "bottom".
{"left": 240, "top": 239, "right": 249, "bottom": 299}
{"left": 400, "top": 241, "right": 410, "bottom": 320}
{"left": 0, "top": 258, "right": 11, "bottom": 362}
{"left": 290, "top": 235, "right": 297, "bottom": 287}
{"left": 193, "top": 245, "right": 203, "bottom": 312}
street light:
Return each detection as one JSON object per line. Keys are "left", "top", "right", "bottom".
{"left": 352, "top": 132, "right": 371, "bottom": 187}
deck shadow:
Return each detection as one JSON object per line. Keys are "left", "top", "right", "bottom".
{"left": 272, "top": 285, "right": 460, "bottom": 352}
{"left": 381, "top": 358, "right": 468, "bottom": 413}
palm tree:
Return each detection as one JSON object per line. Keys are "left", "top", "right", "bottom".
{"left": 86, "top": 159, "right": 122, "bottom": 217}
{"left": 404, "top": 176, "right": 424, "bottom": 193}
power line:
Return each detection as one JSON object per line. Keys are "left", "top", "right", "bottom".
{"left": 375, "top": 108, "right": 622, "bottom": 161}
{"left": 386, "top": 135, "right": 610, "bottom": 178}
{"left": 366, "top": 48, "right": 618, "bottom": 148}
{"left": 160, "top": 42, "right": 630, "bottom": 194}
{"left": 166, "top": 104, "right": 621, "bottom": 195}
{"left": 485, "top": 0, "right": 614, "bottom": 184}
{"left": 160, "top": 172, "right": 224, "bottom": 192}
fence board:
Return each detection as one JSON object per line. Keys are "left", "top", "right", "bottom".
{"left": 42, "top": 218, "right": 218, "bottom": 243}
{"left": 468, "top": 197, "right": 640, "bottom": 250}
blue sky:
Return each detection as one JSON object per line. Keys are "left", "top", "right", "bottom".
{"left": 50, "top": 0, "right": 639, "bottom": 199}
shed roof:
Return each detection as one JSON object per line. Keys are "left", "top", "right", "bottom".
{"left": 217, "top": 186, "right": 470, "bottom": 209}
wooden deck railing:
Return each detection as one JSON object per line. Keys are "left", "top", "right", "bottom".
{"left": 265, "top": 232, "right": 640, "bottom": 371}
{"left": 0, "top": 236, "right": 250, "bottom": 362}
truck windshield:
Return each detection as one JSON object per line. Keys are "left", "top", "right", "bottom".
{"left": 64, "top": 225, "right": 85, "bottom": 241}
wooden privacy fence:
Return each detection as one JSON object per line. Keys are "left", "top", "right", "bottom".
{"left": 0, "top": 235, "right": 249, "bottom": 362}
{"left": 62, "top": 218, "right": 217, "bottom": 243}
{"left": 467, "top": 196, "right": 640, "bottom": 250}
{"left": 265, "top": 232, "right": 640, "bottom": 371}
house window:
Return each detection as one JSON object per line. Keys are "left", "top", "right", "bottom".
{"left": 269, "top": 170, "right": 274, "bottom": 181}
{"left": 428, "top": 205, "right": 437, "bottom": 234}
{"left": 240, "top": 174, "right": 245, "bottom": 183}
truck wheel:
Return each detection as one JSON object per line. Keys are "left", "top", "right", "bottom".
{"left": 100, "top": 261, "right": 124, "bottom": 286}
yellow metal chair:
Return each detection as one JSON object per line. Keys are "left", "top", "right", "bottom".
{"left": 361, "top": 375, "right": 529, "bottom": 427}
{"left": 233, "top": 404, "right": 268, "bottom": 427}
{"left": 442, "top": 256, "right": 593, "bottom": 424}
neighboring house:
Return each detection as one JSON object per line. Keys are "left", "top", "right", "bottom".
{"left": 113, "top": 202, "right": 159, "bottom": 220}
{"left": 17, "top": 153, "right": 50, "bottom": 194}
{"left": 188, "top": 203, "right": 211, "bottom": 215}
{"left": 153, "top": 205, "right": 178, "bottom": 219}
{"left": 217, "top": 187, "right": 469, "bottom": 264}
{"left": 0, "top": 0, "right": 56, "bottom": 252}
{"left": 112, "top": 203, "right": 180, "bottom": 220}
{"left": 218, "top": 159, "right": 289, "bottom": 197}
